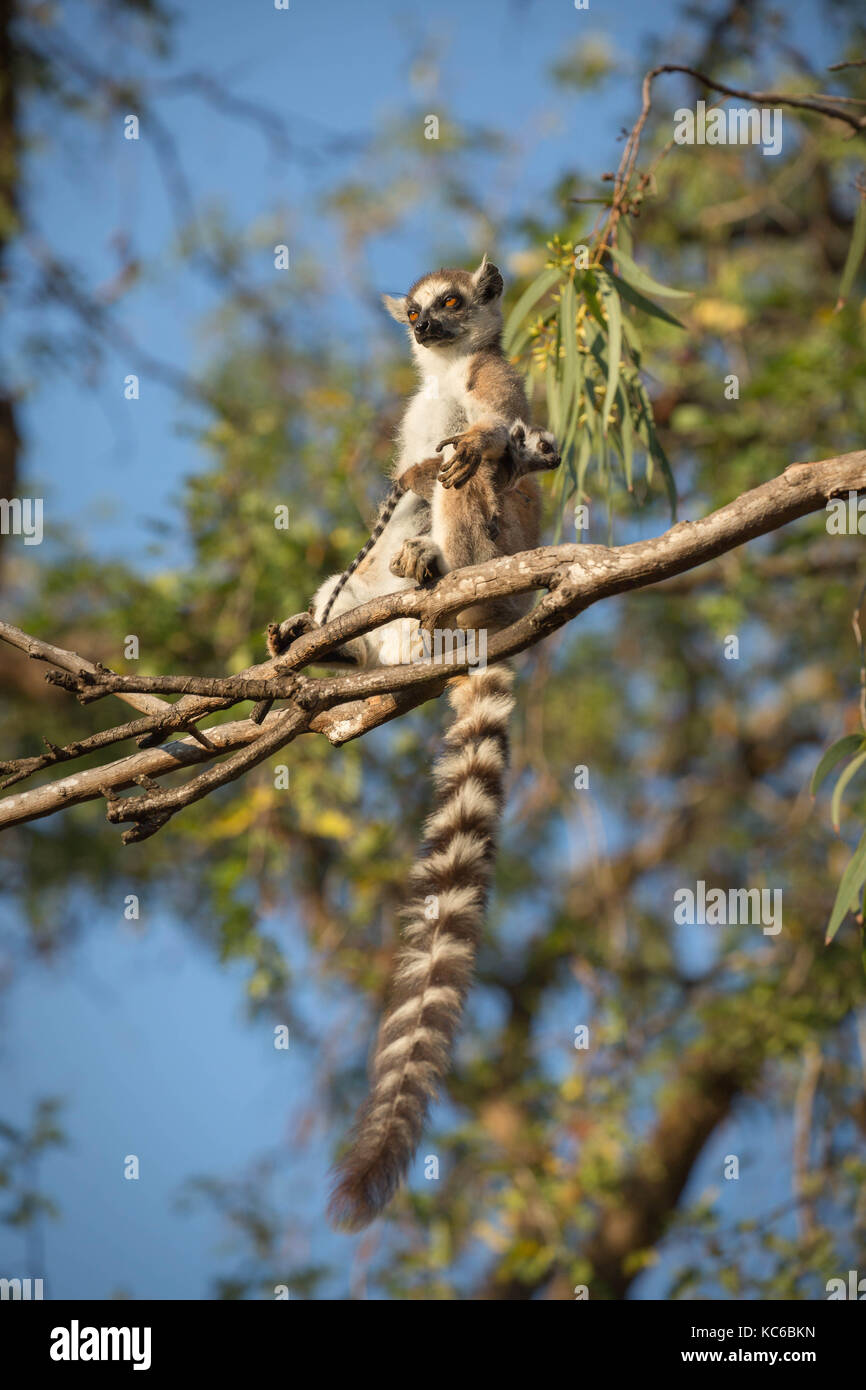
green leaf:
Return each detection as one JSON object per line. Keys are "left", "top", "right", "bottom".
{"left": 609, "top": 273, "right": 687, "bottom": 329}
{"left": 632, "top": 377, "right": 676, "bottom": 516}
{"left": 582, "top": 271, "right": 607, "bottom": 331}
{"left": 825, "top": 824, "right": 866, "bottom": 943}
{"left": 545, "top": 350, "right": 560, "bottom": 437}
{"left": 837, "top": 197, "right": 866, "bottom": 307}
{"left": 620, "top": 401, "right": 634, "bottom": 490}
{"left": 621, "top": 312, "right": 642, "bottom": 365}
{"left": 810, "top": 733, "right": 865, "bottom": 797}
{"left": 607, "top": 246, "right": 693, "bottom": 300}
{"left": 649, "top": 432, "right": 678, "bottom": 522}
{"left": 830, "top": 748, "right": 866, "bottom": 831}
{"left": 633, "top": 377, "right": 655, "bottom": 438}
{"left": 581, "top": 328, "right": 604, "bottom": 434}
{"left": 597, "top": 275, "right": 621, "bottom": 439}
{"left": 552, "top": 455, "right": 572, "bottom": 544}
{"left": 559, "top": 276, "right": 580, "bottom": 445}
{"left": 503, "top": 266, "right": 564, "bottom": 353}
{"left": 576, "top": 427, "right": 593, "bottom": 502}
{"left": 562, "top": 349, "right": 585, "bottom": 458}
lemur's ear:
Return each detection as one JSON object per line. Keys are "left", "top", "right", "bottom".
{"left": 471, "top": 253, "right": 504, "bottom": 304}
{"left": 509, "top": 419, "right": 527, "bottom": 448}
{"left": 382, "top": 293, "right": 409, "bottom": 323}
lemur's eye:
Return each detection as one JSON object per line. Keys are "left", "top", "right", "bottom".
{"left": 444, "top": 296, "right": 460, "bottom": 308}
{"left": 539, "top": 440, "right": 553, "bottom": 454}
{"left": 407, "top": 309, "right": 419, "bottom": 322}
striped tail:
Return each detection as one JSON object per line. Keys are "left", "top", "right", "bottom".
{"left": 320, "top": 480, "right": 405, "bottom": 624}
{"left": 328, "top": 663, "right": 515, "bottom": 1231}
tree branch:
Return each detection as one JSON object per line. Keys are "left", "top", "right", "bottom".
{"left": 1, "top": 449, "right": 863, "bottom": 837}
{"left": 605, "top": 62, "right": 865, "bottom": 248}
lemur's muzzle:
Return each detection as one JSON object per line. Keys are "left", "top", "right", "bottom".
{"left": 414, "top": 318, "right": 451, "bottom": 344}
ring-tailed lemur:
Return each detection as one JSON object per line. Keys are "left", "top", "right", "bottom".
{"left": 319, "top": 419, "right": 560, "bottom": 625}
{"left": 267, "top": 256, "right": 558, "bottom": 1230}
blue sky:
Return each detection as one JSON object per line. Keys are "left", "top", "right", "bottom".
{"left": 0, "top": 0, "right": 845, "bottom": 1300}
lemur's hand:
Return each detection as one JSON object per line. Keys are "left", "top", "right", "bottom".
{"left": 435, "top": 422, "right": 508, "bottom": 489}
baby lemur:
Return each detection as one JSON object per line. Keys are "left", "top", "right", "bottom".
{"left": 267, "top": 256, "right": 559, "bottom": 1231}
{"left": 318, "top": 418, "right": 560, "bottom": 625}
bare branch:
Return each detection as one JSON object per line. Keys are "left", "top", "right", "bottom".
{"left": 0, "top": 620, "right": 168, "bottom": 716}
{"left": 606, "top": 62, "right": 866, "bottom": 247}
{"left": 105, "top": 706, "right": 309, "bottom": 844}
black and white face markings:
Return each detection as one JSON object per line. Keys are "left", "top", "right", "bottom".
{"left": 383, "top": 255, "right": 505, "bottom": 353}
{"left": 507, "top": 420, "right": 561, "bottom": 476}
{"left": 404, "top": 284, "right": 468, "bottom": 345}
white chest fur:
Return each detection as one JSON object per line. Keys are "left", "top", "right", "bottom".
{"left": 394, "top": 356, "right": 470, "bottom": 475}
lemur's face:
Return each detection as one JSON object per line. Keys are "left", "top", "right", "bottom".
{"left": 382, "top": 256, "right": 504, "bottom": 351}
{"left": 405, "top": 281, "right": 470, "bottom": 346}
{"left": 510, "top": 421, "right": 561, "bottom": 471}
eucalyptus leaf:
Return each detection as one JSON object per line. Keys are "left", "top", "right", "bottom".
{"left": 559, "top": 277, "right": 579, "bottom": 444}
{"left": 582, "top": 271, "right": 607, "bottom": 331}
{"left": 503, "top": 265, "right": 564, "bottom": 353}
{"left": 649, "top": 431, "right": 678, "bottom": 520}
{"left": 576, "top": 428, "right": 592, "bottom": 502}
{"left": 621, "top": 312, "right": 643, "bottom": 365}
{"left": 810, "top": 734, "right": 865, "bottom": 797}
{"left": 597, "top": 275, "right": 622, "bottom": 438}
{"left": 621, "top": 402, "right": 634, "bottom": 490}
{"left": 830, "top": 748, "right": 866, "bottom": 831}
{"left": 610, "top": 273, "right": 687, "bottom": 330}
{"left": 825, "top": 824, "right": 866, "bottom": 943}
{"left": 607, "top": 245, "right": 693, "bottom": 300}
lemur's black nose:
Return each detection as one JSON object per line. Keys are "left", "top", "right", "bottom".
{"left": 416, "top": 318, "right": 430, "bottom": 333}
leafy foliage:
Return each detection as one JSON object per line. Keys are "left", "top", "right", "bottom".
{"left": 503, "top": 232, "right": 684, "bottom": 529}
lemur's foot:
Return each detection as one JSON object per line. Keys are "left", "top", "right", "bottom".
{"left": 266, "top": 611, "right": 318, "bottom": 658}
{"left": 436, "top": 423, "right": 508, "bottom": 489}
{"left": 389, "top": 537, "right": 442, "bottom": 585}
